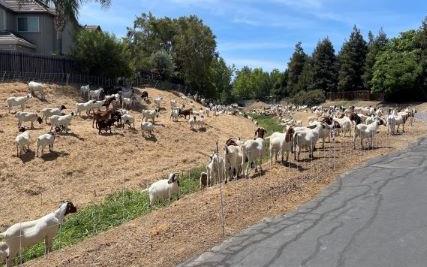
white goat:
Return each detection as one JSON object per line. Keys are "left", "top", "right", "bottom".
{"left": 353, "top": 118, "right": 385, "bottom": 149}
{"left": 6, "top": 94, "right": 32, "bottom": 113}
{"left": 121, "top": 114, "right": 135, "bottom": 128}
{"left": 207, "top": 152, "right": 226, "bottom": 185}
{"left": 28, "top": 81, "right": 45, "bottom": 100}
{"left": 141, "top": 121, "right": 155, "bottom": 137}
{"left": 41, "top": 105, "right": 66, "bottom": 123}
{"left": 293, "top": 123, "right": 323, "bottom": 161}
{"left": 121, "top": 97, "right": 133, "bottom": 109}
{"left": 386, "top": 113, "right": 396, "bottom": 135}
{"left": 333, "top": 116, "right": 352, "bottom": 137}
{"left": 240, "top": 138, "right": 264, "bottom": 177}
{"left": 0, "top": 202, "right": 77, "bottom": 267}
{"left": 147, "top": 173, "right": 180, "bottom": 205}
{"left": 170, "top": 108, "right": 180, "bottom": 122}
{"left": 141, "top": 109, "right": 159, "bottom": 123}
{"left": 15, "top": 112, "right": 42, "bottom": 129}
{"left": 90, "top": 100, "right": 105, "bottom": 112}
{"left": 15, "top": 129, "right": 31, "bottom": 157}
{"left": 50, "top": 113, "right": 73, "bottom": 133}
{"left": 154, "top": 96, "right": 163, "bottom": 109}
{"left": 266, "top": 128, "right": 294, "bottom": 166}
{"left": 80, "top": 85, "right": 90, "bottom": 99}
{"left": 36, "top": 132, "right": 57, "bottom": 157}
{"left": 224, "top": 145, "right": 243, "bottom": 181}
{"left": 88, "top": 88, "right": 104, "bottom": 101}
{"left": 76, "top": 100, "right": 95, "bottom": 116}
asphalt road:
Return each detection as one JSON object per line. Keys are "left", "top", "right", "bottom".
{"left": 181, "top": 137, "right": 427, "bottom": 267}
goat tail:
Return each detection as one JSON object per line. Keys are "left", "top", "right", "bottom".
{"left": 0, "top": 232, "right": 5, "bottom": 240}
{"left": 141, "top": 188, "right": 148, "bottom": 193}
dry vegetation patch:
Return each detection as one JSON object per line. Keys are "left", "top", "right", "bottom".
{"left": 26, "top": 106, "right": 427, "bottom": 267}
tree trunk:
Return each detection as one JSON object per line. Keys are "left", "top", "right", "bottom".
{"left": 56, "top": 30, "right": 63, "bottom": 55}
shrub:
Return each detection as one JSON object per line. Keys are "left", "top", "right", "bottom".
{"left": 291, "top": 89, "right": 325, "bottom": 106}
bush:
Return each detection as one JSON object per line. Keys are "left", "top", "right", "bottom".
{"left": 291, "top": 89, "right": 325, "bottom": 106}
{"left": 72, "top": 30, "right": 132, "bottom": 78}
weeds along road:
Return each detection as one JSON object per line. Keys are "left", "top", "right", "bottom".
{"left": 182, "top": 137, "right": 427, "bottom": 267}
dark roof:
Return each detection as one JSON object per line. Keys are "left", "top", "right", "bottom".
{"left": 0, "top": 31, "right": 36, "bottom": 48}
{"left": 0, "top": 0, "right": 55, "bottom": 15}
{"left": 83, "top": 25, "right": 102, "bottom": 32}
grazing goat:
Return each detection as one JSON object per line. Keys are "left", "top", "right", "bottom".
{"left": 395, "top": 110, "right": 409, "bottom": 133}
{"left": 80, "top": 85, "right": 90, "bottom": 99}
{"left": 41, "top": 105, "right": 66, "bottom": 123}
{"left": 241, "top": 138, "right": 264, "bottom": 177}
{"left": 15, "top": 127, "right": 31, "bottom": 157}
{"left": 6, "top": 94, "right": 31, "bottom": 113}
{"left": 353, "top": 118, "right": 385, "bottom": 149}
{"left": 333, "top": 116, "right": 352, "bottom": 137}
{"left": 50, "top": 113, "right": 74, "bottom": 133}
{"left": 207, "top": 153, "right": 226, "bottom": 185}
{"left": 92, "top": 109, "right": 113, "bottom": 128}
{"left": 97, "top": 117, "right": 117, "bottom": 134}
{"left": 141, "top": 122, "right": 155, "bottom": 137}
{"left": 200, "top": 172, "right": 208, "bottom": 189}
{"left": 15, "top": 112, "right": 42, "bottom": 129}
{"left": 147, "top": 173, "right": 180, "bottom": 205}
{"left": 88, "top": 88, "right": 104, "bottom": 101}
{"left": 154, "top": 96, "right": 163, "bottom": 109}
{"left": 224, "top": 145, "right": 243, "bottom": 181}
{"left": 0, "top": 201, "right": 77, "bottom": 267}
{"left": 28, "top": 81, "right": 45, "bottom": 100}
{"left": 121, "top": 97, "right": 133, "bottom": 109}
{"left": 266, "top": 127, "right": 295, "bottom": 166}
{"left": 121, "top": 114, "right": 135, "bottom": 128}
{"left": 141, "top": 109, "right": 159, "bottom": 123}
{"left": 179, "top": 108, "right": 192, "bottom": 119}
{"left": 140, "top": 91, "right": 148, "bottom": 101}
{"left": 76, "top": 100, "right": 95, "bottom": 116}
{"left": 36, "top": 131, "right": 57, "bottom": 157}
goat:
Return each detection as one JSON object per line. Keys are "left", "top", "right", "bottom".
{"left": 88, "top": 88, "right": 104, "bottom": 101}
{"left": 154, "top": 96, "right": 163, "bottom": 109}
{"left": 179, "top": 108, "right": 193, "bottom": 119}
{"left": 92, "top": 109, "right": 113, "bottom": 128}
{"left": 293, "top": 123, "right": 323, "bottom": 161}
{"left": 224, "top": 145, "right": 243, "bottom": 181}
{"left": 80, "top": 85, "right": 90, "bottom": 99}
{"left": 76, "top": 100, "right": 95, "bottom": 116}
{"left": 50, "top": 113, "right": 74, "bottom": 133}
{"left": 15, "top": 112, "right": 42, "bottom": 129}
{"left": 207, "top": 153, "right": 226, "bottom": 185}
{"left": 97, "top": 117, "right": 117, "bottom": 134}
{"left": 141, "top": 109, "right": 159, "bottom": 123}
{"left": 333, "top": 116, "right": 352, "bottom": 137}
{"left": 0, "top": 201, "right": 77, "bottom": 267}
{"left": 90, "top": 100, "right": 106, "bottom": 113}
{"left": 147, "top": 173, "right": 180, "bottom": 205}
{"left": 141, "top": 122, "right": 155, "bottom": 137}
{"left": 15, "top": 127, "right": 31, "bottom": 157}
{"left": 266, "top": 127, "right": 295, "bottom": 166}
{"left": 170, "top": 108, "right": 180, "bottom": 122}
{"left": 254, "top": 127, "right": 267, "bottom": 139}
{"left": 28, "top": 81, "right": 46, "bottom": 100}
{"left": 353, "top": 118, "right": 385, "bottom": 149}
{"left": 241, "top": 138, "right": 264, "bottom": 178}
{"left": 41, "top": 105, "right": 66, "bottom": 123}
{"left": 6, "top": 94, "right": 32, "bottom": 113}
{"left": 140, "top": 91, "right": 148, "bottom": 101}
{"left": 36, "top": 131, "right": 57, "bottom": 157}
{"left": 121, "top": 114, "right": 135, "bottom": 128}
{"left": 200, "top": 172, "right": 208, "bottom": 189}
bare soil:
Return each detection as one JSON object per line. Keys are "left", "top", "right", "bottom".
{"left": 0, "top": 82, "right": 255, "bottom": 228}
{"left": 25, "top": 102, "right": 427, "bottom": 266}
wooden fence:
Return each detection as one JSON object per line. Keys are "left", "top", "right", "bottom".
{"left": 326, "top": 90, "right": 384, "bottom": 101}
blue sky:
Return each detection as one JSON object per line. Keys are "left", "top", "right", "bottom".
{"left": 79, "top": 0, "right": 427, "bottom": 72}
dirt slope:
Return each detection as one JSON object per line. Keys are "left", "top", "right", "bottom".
{"left": 0, "top": 82, "right": 255, "bottom": 227}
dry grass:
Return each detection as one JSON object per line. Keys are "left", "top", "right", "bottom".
{"left": 25, "top": 107, "right": 427, "bottom": 266}
{"left": 0, "top": 82, "right": 255, "bottom": 228}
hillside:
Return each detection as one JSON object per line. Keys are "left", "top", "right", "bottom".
{"left": 0, "top": 82, "right": 255, "bottom": 227}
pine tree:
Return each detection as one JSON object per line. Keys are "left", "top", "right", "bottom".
{"left": 311, "top": 38, "right": 338, "bottom": 92}
{"left": 287, "top": 42, "right": 307, "bottom": 96}
{"left": 363, "top": 28, "right": 388, "bottom": 89}
{"left": 297, "top": 56, "right": 314, "bottom": 92}
{"left": 338, "top": 26, "right": 368, "bottom": 91}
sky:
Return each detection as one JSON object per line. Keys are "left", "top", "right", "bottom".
{"left": 78, "top": 0, "right": 427, "bottom": 72}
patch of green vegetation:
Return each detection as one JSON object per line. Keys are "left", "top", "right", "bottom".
{"left": 21, "top": 167, "right": 203, "bottom": 263}
{"left": 251, "top": 114, "right": 283, "bottom": 134}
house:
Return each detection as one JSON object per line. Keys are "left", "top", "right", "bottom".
{"left": 0, "top": 0, "right": 81, "bottom": 55}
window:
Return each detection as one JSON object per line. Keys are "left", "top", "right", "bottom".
{"left": 0, "top": 9, "right": 6, "bottom": 31}
{"left": 17, "top": 16, "right": 39, "bottom": 32}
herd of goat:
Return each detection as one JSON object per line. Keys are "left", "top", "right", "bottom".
{"left": 0, "top": 81, "right": 419, "bottom": 266}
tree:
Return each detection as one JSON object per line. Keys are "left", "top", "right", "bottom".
{"left": 311, "top": 38, "right": 338, "bottom": 92}
{"left": 371, "top": 30, "right": 424, "bottom": 101}
{"left": 297, "top": 56, "right": 314, "bottom": 92}
{"left": 417, "top": 18, "right": 427, "bottom": 91}
{"left": 287, "top": 42, "right": 307, "bottom": 96}
{"left": 363, "top": 29, "right": 388, "bottom": 89}
{"left": 150, "top": 49, "right": 175, "bottom": 79}
{"left": 338, "top": 26, "right": 368, "bottom": 91}
{"left": 209, "top": 56, "right": 234, "bottom": 103}
{"left": 39, "top": 0, "right": 111, "bottom": 55}
{"left": 72, "top": 30, "right": 132, "bottom": 78}
{"left": 270, "top": 70, "right": 289, "bottom": 101}
{"left": 232, "top": 67, "right": 271, "bottom": 100}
